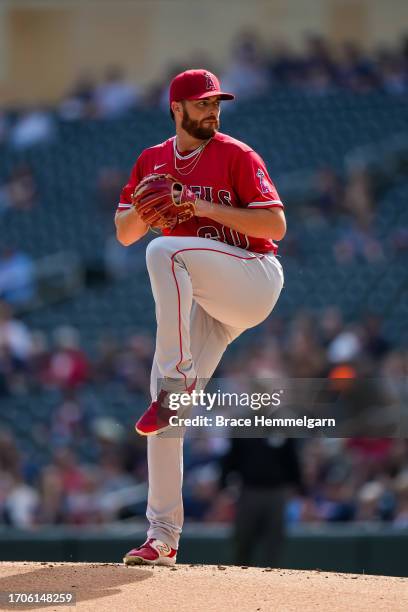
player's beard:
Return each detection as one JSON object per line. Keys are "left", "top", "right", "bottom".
{"left": 181, "top": 106, "right": 219, "bottom": 140}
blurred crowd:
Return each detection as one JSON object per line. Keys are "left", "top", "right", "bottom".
{"left": 287, "top": 165, "right": 388, "bottom": 264}
{"left": 0, "top": 30, "right": 407, "bottom": 537}
{"left": 219, "top": 31, "right": 408, "bottom": 98}
{"left": 0, "top": 33, "right": 408, "bottom": 149}
{"left": 1, "top": 292, "right": 408, "bottom": 529}
{"left": 1, "top": 297, "right": 405, "bottom": 398}
{"left": 0, "top": 165, "right": 38, "bottom": 217}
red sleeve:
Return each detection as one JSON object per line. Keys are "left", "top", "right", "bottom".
{"left": 234, "top": 150, "right": 284, "bottom": 209}
{"left": 115, "top": 154, "right": 144, "bottom": 214}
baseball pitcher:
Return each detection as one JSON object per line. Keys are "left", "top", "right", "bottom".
{"left": 115, "top": 69, "right": 286, "bottom": 566}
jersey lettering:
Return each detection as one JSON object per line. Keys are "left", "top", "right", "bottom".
{"left": 189, "top": 186, "right": 229, "bottom": 205}
{"left": 218, "top": 190, "right": 232, "bottom": 205}
{"left": 190, "top": 186, "right": 202, "bottom": 198}
{"left": 203, "top": 186, "right": 213, "bottom": 202}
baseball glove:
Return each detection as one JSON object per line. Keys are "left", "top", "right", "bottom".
{"left": 131, "top": 173, "right": 197, "bottom": 230}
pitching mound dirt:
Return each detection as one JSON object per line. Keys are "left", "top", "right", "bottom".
{"left": 0, "top": 562, "right": 406, "bottom": 611}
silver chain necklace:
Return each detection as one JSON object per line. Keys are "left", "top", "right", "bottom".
{"left": 173, "top": 137, "right": 211, "bottom": 176}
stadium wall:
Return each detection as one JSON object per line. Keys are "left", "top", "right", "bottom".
{"left": 1, "top": 526, "right": 408, "bottom": 576}
{"left": 1, "top": 0, "right": 408, "bottom": 104}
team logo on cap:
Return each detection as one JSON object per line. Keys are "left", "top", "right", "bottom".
{"left": 204, "top": 72, "right": 216, "bottom": 91}
{"left": 256, "top": 168, "right": 271, "bottom": 194}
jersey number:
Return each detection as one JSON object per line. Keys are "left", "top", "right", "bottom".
{"left": 197, "top": 225, "right": 249, "bottom": 249}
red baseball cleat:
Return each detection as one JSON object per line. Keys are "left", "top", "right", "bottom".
{"left": 123, "top": 538, "right": 177, "bottom": 566}
{"left": 135, "top": 379, "right": 196, "bottom": 436}
{"left": 135, "top": 392, "right": 175, "bottom": 436}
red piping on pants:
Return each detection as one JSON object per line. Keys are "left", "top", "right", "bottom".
{"left": 170, "top": 247, "right": 265, "bottom": 389}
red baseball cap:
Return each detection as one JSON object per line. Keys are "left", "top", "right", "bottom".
{"left": 169, "top": 69, "right": 235, "bottom": 105}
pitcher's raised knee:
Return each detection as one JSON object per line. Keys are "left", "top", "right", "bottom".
{"left": 146, "top": 236, "right": 172, "bottom": 267}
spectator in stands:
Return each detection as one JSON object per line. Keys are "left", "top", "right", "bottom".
{"left": 294, "top": 439, "right": 356, "bottom": 522}
{"left": 97, "top": 452, "right": 138, "bottom": 522}
{"left": 286, "top": 313, "right": 327, "bottom": 377}
{"left": 47, "top": 326, "right": 90, "bottom": 390}
{"left": 354, "top": 481, "right": 386, "bottom": 521}
{"left": 59, "top": 73, "right": 98, "bottom": 120}
{"left": 96, "top": 167, "right": 127, "bottom": 218}
{"left": 315, "top": 469, "right": 356, "bottom": 522}
{"left": 334, "top": 166, "right": 383, "bottom": 263}
{"left": 0, "top": 357, "right": 8, "bottom": 395}
{"left": 5, "top": 164, "right": 38, "bottom": 212}
{"left": 51, "top": 448, "right": 87, "bottom": 494}
{"left": 0, "top": 247, "right": 36, "bottom": 307}
{"left": 92, "top": 334, "right": 121, "bottom": 383}
{"left": 63, "top": 465, "right": 104, "bottom": 525}
{"left": 380, "top": 350, "right": 408, "bottom": 406}
{"left": 346, "top": 439, "right": 394, "bottom": 489}
{"left": 184, "top": 463, "right": 230, "bottom": 522}
{"left": 393, "top": 471, "right": 408, "bottom": 526}
{"left": 377, "top": 49, "right": 407, "bottom": 95}
{"left": 0, "top": 341, "right": 24, "bottom": 397}
{"left": 245, "top": 337, "right": 287, "bottom": 379}
{"left": 51, "top": 389, "right": 86, "bottom": 447}
{"left": 308, "top": 167, "right": 344, "bottom": 220}
{"left": 95, "top": 66, "right": 141, "bottom": 118}
{"left": 0, "top": 300, "right": 33, "bottom": 366}
{"left": 334, "top": 217, "right": 384, "bottom": 264}
{"left": 304, "top": 65, "right": 334, "bottom": 96}
{"left": 267, "top": 40, "right": 297, "bottom": 85}
{"left": 327, "top": 323, "right": 363, "bottom": 365}
{"left": 3, "top": 473, "right": 40, "bottom": 528}
{"left": 222, "top": 30, "right": 270, "bottom": 99}
{"left": 319, "top": 307, "right": 344, "bottom": 348}
{"left": 391, "top": 227, "right": 408, "bottom": 256}
{"left": 303, "top": 34, "right": 336, "bottom": 78}
{"left": 343, "top": 169, "right": 375, "bottom": 224}
{"left": 0, "top": 184, "right": 8, "bottom": 217}
{"left": 38, "top": 464, "right": 65, "bottom": 524}
{"left": 361, "top": 313, "right": 391, "bottom": 361}
{"left": 0, "top": 429, "right": 21, "bottom": 478}
{"left": 115, "top": 332, "right": 153, "bottom": 394}
{"left": 29, "top": 330, "right": 52, "bottom": 390}
{"left": 104, "top": 231, "right": 149, "bottom": 281}
{"left": 10, "top": 108, "right": 56, "bottom": 149}
{"left": 0, "top": 429, "right": 39, "bottom": 528}
{"left": 335, "top": 42, "right": 378, "bottom": 91}
{"left": 0, "top": 111, "right": 8, "bottom": 145}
